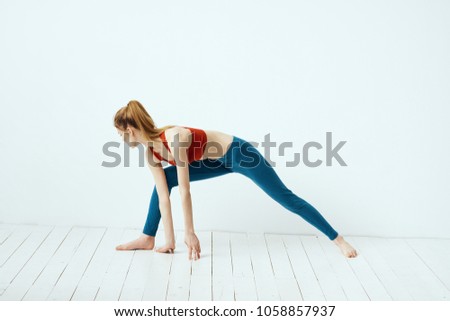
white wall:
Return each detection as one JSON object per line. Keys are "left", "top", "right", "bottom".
{"left": 1, "top": 0, "right": 449, "bottom": 238}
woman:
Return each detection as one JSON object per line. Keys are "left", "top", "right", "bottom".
{"left": 114, "top": 100, "right": 357, "bottom": 260}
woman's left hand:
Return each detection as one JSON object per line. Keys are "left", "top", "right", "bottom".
{"left": 154, "top": 244, "right": 175, "bottom": 253}
{"left": 184, "top": 232, "right": 201, "bottom": 260}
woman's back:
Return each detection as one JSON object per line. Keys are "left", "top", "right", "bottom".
{"left": 150, "top": 126, "right": 233, "bottom": 165}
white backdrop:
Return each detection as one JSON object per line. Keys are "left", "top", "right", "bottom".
{"left": 0, "top": 0, "right": 449, "bottom": 238}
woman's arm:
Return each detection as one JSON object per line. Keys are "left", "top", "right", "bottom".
{"left": 146, "top": 149, "right": 175, "bottom": 250}
{"left": 167, "top": 128, "right": 194, "bottom": 232}
{"left": 167, "top": 128, "right": 201, "bottom": 260}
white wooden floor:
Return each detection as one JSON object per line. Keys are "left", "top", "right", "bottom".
{"left": 0, "top": 224, "right": 449, "bottom": 301}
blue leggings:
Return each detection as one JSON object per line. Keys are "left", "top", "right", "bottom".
{"left": 143, "top": 136, "right": 339, "bottom": 241}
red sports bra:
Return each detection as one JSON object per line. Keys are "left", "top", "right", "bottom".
{"left": 150, "top": 126, "right": 207, "bottom": 165}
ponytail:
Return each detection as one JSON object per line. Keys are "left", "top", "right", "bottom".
{"left": 114, "top": 100, "right": 175, "bottom": 141}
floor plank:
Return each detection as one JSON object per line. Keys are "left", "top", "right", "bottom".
{"left": 211, "top": 232, "right": 234, "bottom": 301}
{"left": 71, "top": 228, "right": 125, "bottom": 301}
{"left": 0, "top": 224, "right": 17, "bottom": 245}
{"left": 0, "top": 225, "right": 33, "bottom": 268}
{"left": 120, "top": 246, "right": 155, "bottom": 301}
{"left": 283, "top": 234, "right": 324, "bottom": 300}
{"left": 300, "top": 235, "right": 347, "bottom": 300}
{"left": 141, "top": 251, "right": 172, "bottom": 301}
{"left": 266, "top": 233, "right": 302, "bottom": 300}
{"left": 94, "top": 229, "right": 136, "bottom": 301}
{"left": 189, "top": 231, "right": 212, "bottom": 300}
{"left": 229, "top": 232, "right": 257, "bottom": 300}
{"left": 317, "top": 235, "right": 370, "bottom": 300}
{"left": 372, "top": 237, "right": 449, "bottom": 300}
{"left": 233, "top": 276, "right": 257, "bottom": 301}
{"left": 229, "top": 232, "right": 254, "bottom": 278}
{"left": 2, "top": 224, "right": 450, "bottom": 302}
{"left": 166, "top": 231, "right": 192, "bottom": 301}
{"left": 47, "top": 227, "right": 106, "bottom": 300}
{"left": 406, "top": 238, "right": 450, "bottom": 293}
{"left": 343, "top": 237, "right": 392, "bottom": 300}
{"left": 247, "top": 233, "right": 279, "bottom": 300}
{"left": 388, "top": 238, "right": 450, "bottom": 300}
{"left": 22, "top": 227, "right": 87, "bottom": 300}
{"left": 0, "top": 226, "right": 52, "bottom": 297}
{"left": 0, "top": 226, "right": 71, "bottom": 300}
{"left": 141, "top": 227, "right": 175, "bottom": 301}
{"left": 347, "top": 236, "right": 412, "bottom": 300}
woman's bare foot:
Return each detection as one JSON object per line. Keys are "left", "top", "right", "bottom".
{"left": 115, "top": 234, "right": 155, "bottom": 250}
{"left": 332, "top": 235, "right": 358, "bottom": 258}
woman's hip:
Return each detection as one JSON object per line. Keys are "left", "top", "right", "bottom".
{"left": 215, "top": 135, "right": 269, "bottom": 170}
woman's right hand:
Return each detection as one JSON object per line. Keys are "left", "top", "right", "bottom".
{"left": 184, "top": 232, "right": 201, "bottom": 260}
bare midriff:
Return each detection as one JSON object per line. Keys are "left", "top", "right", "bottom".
{"left": 200, "top": 129, "right": 234, "bottom": 160}
{"left": 150, "top": 127, "right": 234, "bottom": 164}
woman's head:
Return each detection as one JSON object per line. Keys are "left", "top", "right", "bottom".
{"left": 114, "top": 100, "right": 174, "bottom": 147}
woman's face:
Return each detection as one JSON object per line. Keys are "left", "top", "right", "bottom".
{"left": 117, "top": 127, "right": 139, "bottom": 148}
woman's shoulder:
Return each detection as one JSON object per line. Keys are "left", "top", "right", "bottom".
{"left": 167, "top": 125, "right": 189, "bottom": 131}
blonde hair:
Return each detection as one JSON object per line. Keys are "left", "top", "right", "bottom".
{"left": 114, "top": 100, "right": 175, "bottom": 142}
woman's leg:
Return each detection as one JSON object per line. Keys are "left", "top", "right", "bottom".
{"left": 225, "top": 136, "right": 339, "bottom": 241}
{"left": 119, "top": 135, "right": 356, "bottom": 257}
{"left": 143, "top": 158, "right": 231, "bottom": 236}
{"left": 117, "top": 158, "right": 231, "bottom": 250}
